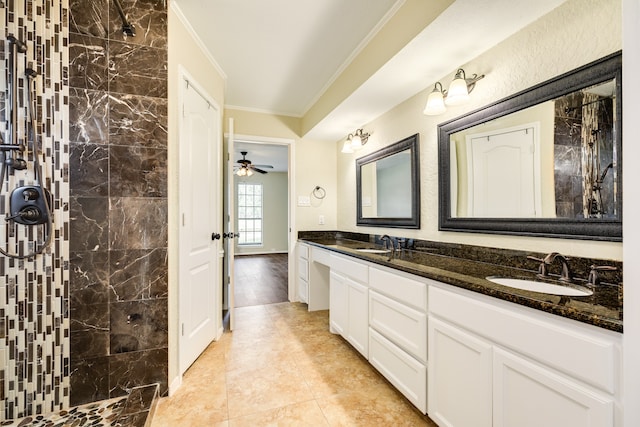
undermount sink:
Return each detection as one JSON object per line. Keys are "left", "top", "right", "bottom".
{"left": 354, "top": 248, "right": 390, "bottom": 254}
{"left": 487, "top": 276, "right": 593, "bottom": 297}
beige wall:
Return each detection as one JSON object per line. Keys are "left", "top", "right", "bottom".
{"left": 234, "top": 172, "right": 289, "bottom": 254}
{"left": 167, "top": 3, "right": 227, "bottom": 388}
{"left": 225, "top": 109, "right": 338, "bottom": 233}
{"left": 336, "top": 0, "right": 622, "bottom": 260}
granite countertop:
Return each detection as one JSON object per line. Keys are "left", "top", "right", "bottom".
{"left": 299, "top": 237, "right": 623, "bottom": 333}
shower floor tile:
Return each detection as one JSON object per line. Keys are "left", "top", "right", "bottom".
{"left": 3, "top": 384, "right": 158, "bottom": 427}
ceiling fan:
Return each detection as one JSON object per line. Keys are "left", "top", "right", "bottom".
{"left": 235, "top": 151, "right": 273, "bottom": 176}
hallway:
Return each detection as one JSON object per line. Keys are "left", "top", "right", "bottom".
{"left": 234, "top": 254, "right": 289, "bottom": 307}
{"left": 152, "top": 303, "right": 436, "bottom": 426}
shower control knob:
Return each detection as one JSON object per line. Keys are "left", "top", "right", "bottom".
{"left": 22, "top": 188, "right": 39, "bottom": 201}
{"left": 20, "top": 207, "right": 42, "bottom": 221}
{"left": 211, "top": 233, "right": 221, "bottom": 241}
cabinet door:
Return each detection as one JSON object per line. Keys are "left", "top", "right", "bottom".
{"left": 428, "top": 317, "right": 492, "bottom": 427}
{"left": 329, "top": 271, "right": 347, "bottom": 336}
{"left": 346, "top": 278, "right": 368, "bottom": 358}
{"left": 493, "top": 347, "right": 614, "bottom": 427}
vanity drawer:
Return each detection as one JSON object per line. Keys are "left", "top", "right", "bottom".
{"left": 370, "top": 290, "right": 427, "bottom": 363}
{"left": 298, "top": 276, "right": 309, "bottom": 304}
{"left": 330, "top": 253, "right": 368, "bottom": 283}
{"left": 298, "top": 243, "right": 309, "bottom": 260}
{"left": 369, "top": 327, "right": 427, "bottom": 413}
{"left": 311, "top": 247, "right": 331, "bottom": 266}
{"left": 369, "top": 266, "right": 427, "bottom": 311}
{"left": 297, "top": 258, "right": 308, "bottom": 281}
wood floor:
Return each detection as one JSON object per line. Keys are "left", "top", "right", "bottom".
{"left": 234, "top": 253, "right": 288, "bottom": 307}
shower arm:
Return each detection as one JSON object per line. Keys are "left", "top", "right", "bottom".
{"left": 113, "top": 0, "right": 136, "bottom": 37}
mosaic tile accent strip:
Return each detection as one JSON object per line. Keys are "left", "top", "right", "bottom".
{"left": 1, "top": 0, "right": 70, "bottom": 421}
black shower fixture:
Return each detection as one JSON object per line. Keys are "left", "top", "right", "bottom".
{"left": 113, "top": 0, "right": 136, "bottom": 37}
{"left": 7, "top": 34, "right": 27, "bottom": 53}
{"left": 8, "top": 186, "right": 52, "bottom": 226}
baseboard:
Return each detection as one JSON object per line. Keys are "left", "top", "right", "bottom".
{"left": 235, "top": 251, "right": 288, "bottom": 256}
{"left": 168, "top": 375, "right": 182, "bottom": 396}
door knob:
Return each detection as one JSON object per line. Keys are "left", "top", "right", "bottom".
{"left": 211, "top": 233, "right": 221, "bottom": 240}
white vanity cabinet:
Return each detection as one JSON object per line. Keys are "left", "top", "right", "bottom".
{"left": 368, "top": 266, "right": 428, "bottom": 413}
{"left": 297, "top": 243, "right": 309, "bottom": 304}
{"left": 428, "top": 284, "right": 621, "bottom": 427}
{"left": 328, "top": 253, "right": 369, "bottom": 358}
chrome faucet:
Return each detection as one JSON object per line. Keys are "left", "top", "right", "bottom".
{"left": 528, "top": 252, "right": 573, "bottom": 283}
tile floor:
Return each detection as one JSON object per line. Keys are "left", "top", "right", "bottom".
{"left": 151, "top": 302, "right": 437, "bottom": 426}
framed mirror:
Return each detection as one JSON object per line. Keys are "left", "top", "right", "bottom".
{"left": 438, "top": 51, "right": 621, "bottom": 241}
{"left": 357, "top": 133, "right": 420, "bottom": 228}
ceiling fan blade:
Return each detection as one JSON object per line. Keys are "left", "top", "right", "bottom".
{"left": 253, "top": 164, "right": 274, "bottom": 168}
{"left": 251, "top": 166, "right": 268, "bottom": 174}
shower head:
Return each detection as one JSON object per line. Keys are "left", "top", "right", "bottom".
{"left": 7, "top": 35, "right": 27, "bottom": 53}
{"left": 113, "top": 0, "right": 136, "bottom": 37}
{"left": 122, "top": 23, "right": 136, "bottom": 37}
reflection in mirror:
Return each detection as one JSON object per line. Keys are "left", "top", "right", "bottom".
{"left": 439, "top": 51, "right": 621, "bottom": 241}
{"left": 361, "top": 150, "right": 412, "bottom": 218}
{"left": 450, "top": 79, "right": 618, "bottom": 220}
{"left": 357, "top": 134, "right": 420, "bottom": 228}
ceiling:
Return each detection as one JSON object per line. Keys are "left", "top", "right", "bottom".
{"left": 173, "top": 0, "right": 567, "bottom": 143}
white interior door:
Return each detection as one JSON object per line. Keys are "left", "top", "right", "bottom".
{"left": 225, "top": 118, "right": 236, "bottom": 331}
{"left": 467, "top": 124, "right": 541, "bottom": 217}
{"left": 179, "top": 76, "right": 222, "bottom": 374}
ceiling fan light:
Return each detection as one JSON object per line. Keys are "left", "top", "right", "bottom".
{"left": 236, "top": 167, "right": 246, "bottom": 176}
{"left": 246, "top": 168, "right": 254, "bottom": 176}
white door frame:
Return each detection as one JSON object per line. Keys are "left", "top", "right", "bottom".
{"left": 224, "top": 133, "right": 297, "bottom": 303}
{"left": 177, "top": 66, "right": 224, "bottom": 376}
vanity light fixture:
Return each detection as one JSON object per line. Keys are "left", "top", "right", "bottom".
{"left": 341, "top": 128, "right": 371, "bottom": 154}
{"left": 423, "top": 68, "right": 485, "bottom": 115}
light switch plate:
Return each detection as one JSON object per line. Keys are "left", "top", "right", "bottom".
{"left": 298, "top": 196, "right": 311, "bottom": 206}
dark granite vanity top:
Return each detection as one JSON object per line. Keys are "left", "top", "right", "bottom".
{"left": 299, "top": 231, "right": 622, "bottom": 333}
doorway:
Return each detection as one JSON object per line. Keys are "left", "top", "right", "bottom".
{"left": 223, "top": 134, "right": 295, "bottom": 330}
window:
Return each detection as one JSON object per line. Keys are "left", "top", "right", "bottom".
{"left": 237, "top": 182, "right": 263, "bottom": 246}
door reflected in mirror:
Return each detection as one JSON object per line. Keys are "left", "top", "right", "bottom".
{"left": 450, "top": 79, "right": 618, "bottom": 220}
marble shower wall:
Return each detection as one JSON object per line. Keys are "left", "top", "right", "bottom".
{"left": 0, "top": 1, "right": 70, "bottom": 420}
{"left": 554, "top": 92, "right": 615, "bottom": 218}
{"left": 68, "top": 0, "right": 168, "bottom": 406}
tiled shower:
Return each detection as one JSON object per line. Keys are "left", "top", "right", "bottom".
{"left": 1, "top": 0, "right": 169, "bottom": 420}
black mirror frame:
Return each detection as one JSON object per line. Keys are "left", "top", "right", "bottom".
{"left": 438, "top": 51, "right": 622, "bottom": 241}
{"left": 357, "top": 133, "right": 421, "bottom": 229}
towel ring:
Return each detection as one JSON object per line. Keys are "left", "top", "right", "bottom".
{"left": 312, "top": 186, "right": 326, "bottom": 199}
